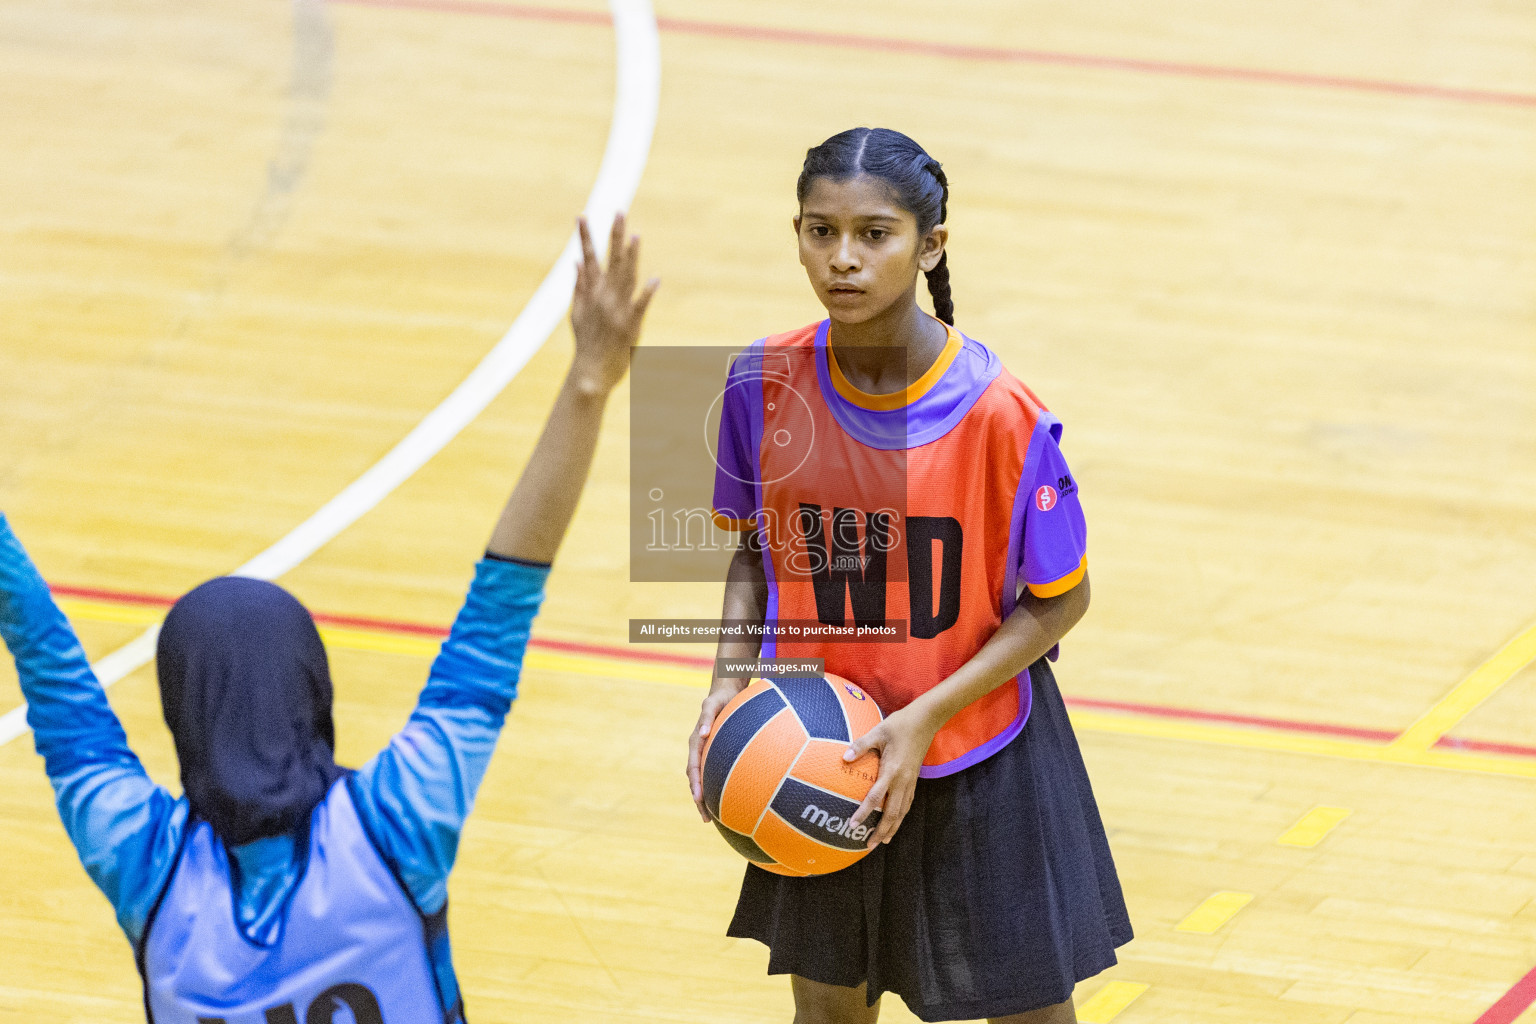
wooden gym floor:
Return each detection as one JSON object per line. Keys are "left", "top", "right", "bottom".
{"left": 1, "top": 0, "right": 1534, "bottom": 1020}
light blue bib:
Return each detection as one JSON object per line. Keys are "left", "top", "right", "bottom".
{"left": 140, "top": 780, "right": 449, "bottom": 1023}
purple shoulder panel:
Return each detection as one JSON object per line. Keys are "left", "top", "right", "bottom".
{"left": 710, "top": 342, "right": 768, "bottom": 524}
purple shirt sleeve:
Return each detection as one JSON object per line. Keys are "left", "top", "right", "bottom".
{"left": 711, "top": 353, "right": 761, "bottom": 528}
{"left": 1020, "top": 428, "right": 1087, "bottom": 596}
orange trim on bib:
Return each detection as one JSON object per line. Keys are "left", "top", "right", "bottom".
{"left": 827, "top": 323, "right": 962, "bottom": 411}
{"left": 712, "top": 511, "right": 756, "bottom": 530}
{"left": 1027, "top": 555, "right": 1087, "bottom": 599}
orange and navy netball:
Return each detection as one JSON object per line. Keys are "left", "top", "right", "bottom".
{"left": 701, "top": 673, "right": 884, "bottom": 876}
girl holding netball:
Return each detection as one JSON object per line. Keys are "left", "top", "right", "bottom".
{"left": 686, "top": 129, "right": 1132, "bottom": 1023}
{"left": 0, "top": 214, "right": 655, "bottom": 1022}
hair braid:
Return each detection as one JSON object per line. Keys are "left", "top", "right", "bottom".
{"left": 921, "top": 157, "right": 952, "bottom": 325}
{"left": 925, "top": 251, "right": 954, "bottom": 326}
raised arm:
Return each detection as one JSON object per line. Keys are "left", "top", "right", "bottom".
{"left": 0, "top": 514, "right": 183, "bottom": 943}
{"left": 351, "top": 214, "right": 657, "bottom": 913}
{"left": 486, "top": 217, "right": 658, "bottom": 562}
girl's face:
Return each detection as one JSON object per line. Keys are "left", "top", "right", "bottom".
{"left": 795, "top": 174, "right": 947, "bottom": 326}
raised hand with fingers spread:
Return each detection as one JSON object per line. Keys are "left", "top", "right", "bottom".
{"left": 487, "top": 212, "right": 659, "bottom": 565}
{"left": 570, "top": 212, "right": 659, "bottom": 398}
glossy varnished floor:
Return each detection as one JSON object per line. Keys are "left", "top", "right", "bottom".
{"left": 2, "top": 1, "right": 1534, "bottom": 1021}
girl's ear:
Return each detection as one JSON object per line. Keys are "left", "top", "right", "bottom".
{"left": 793, "top": 215, "right": 807, "bottom": 266}
{"left": 918, "top": 224, "right": 948, "bottom": 273}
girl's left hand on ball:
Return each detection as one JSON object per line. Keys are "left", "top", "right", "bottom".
{"left": 843, "top": 705, "right": 940, "bottom": 849}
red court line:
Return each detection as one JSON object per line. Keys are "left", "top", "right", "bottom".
{"left": 1435, "top": 735, "right": 1536, "bottom": 759}
{"left": 50, "top": 583, "right": 174, "bottom": 608}
{"left": 48, "top": 582, "right": 714, "bottom": 670}
{"left": 331, "top": 0, "right": 1536, "bottom": 111}
{"left": 307, "top": 612, "right": 716, "bottom": 668}
{"left": 1064, "top": 695, "right": 1400, "bottom": 743}
{"left": 1476, "top": 963, "right": 1536, "bottom": 1024}
{"left": 50, "top": 581, "right": 1444, "bottom": 742}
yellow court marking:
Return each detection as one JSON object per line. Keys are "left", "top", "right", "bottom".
{"left": 1176, "top": 891, "right": 1254, "bottom": 934}
{"left": 1276, "top": 805, "right": 1352, "bottom": 848}
{"left": 317, "top": 626, "right": 438, "bottom": 659}
{"left": 54, "top": 597, "right": 163, "bottom": 627}
{"left": 1076, "top": 980, "right": 1150, "bottom": 1023}
{"left": 523, "top": 649, "right": 702, "bottom": 688}
{"left": 44, "top": 604, "right": 1536, "bottom": 779}
{"left": 1064, "top": 707, "right": 1536, "bottom": 780}
{"left": 48, "top": 603, "right": 1536, "bottom": 780}
{"left": 1391, "top": 619, "right": 1536, "bottom": 752}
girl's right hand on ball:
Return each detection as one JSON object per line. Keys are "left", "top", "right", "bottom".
{"left": 686, "top": 677, "right": 749, "bottom": 822}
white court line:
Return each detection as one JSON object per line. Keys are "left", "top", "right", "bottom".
{"left": 0, "top": 0, "right": 660, "bottom": 748}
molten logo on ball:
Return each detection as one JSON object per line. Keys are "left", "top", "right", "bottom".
{"left": 801, "top": 804, "right": 873, "bottom": 843}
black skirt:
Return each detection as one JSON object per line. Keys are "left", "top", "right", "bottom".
{"left": 727, "top": 659, "right": 1133, "bottom": 1022}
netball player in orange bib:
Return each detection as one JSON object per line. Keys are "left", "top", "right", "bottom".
{"left": 684, "top": 129, "right": 1133, "bottom": 1023}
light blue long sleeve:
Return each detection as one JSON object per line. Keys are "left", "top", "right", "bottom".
{"left": 0, "top": 511, "right": 548, "bottom": 949}
{"left": 349, "top": 554, "right": 549, "bottom": 915}
{"left": 0, "top": 513, "right": 186, "bottom": 944}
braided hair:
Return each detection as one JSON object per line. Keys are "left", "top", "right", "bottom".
{"left": 796, "top": 127, "right": 954, "bottom": 325}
